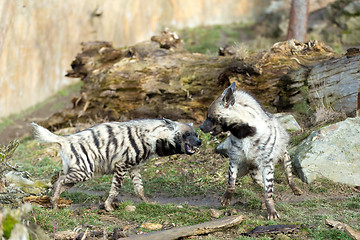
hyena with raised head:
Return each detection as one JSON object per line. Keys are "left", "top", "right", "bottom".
{"left": 200, "top": 83, "right": 302, "bottom": 220}
{"left": 31, "top": 119, "right": 201, "bottom": 211}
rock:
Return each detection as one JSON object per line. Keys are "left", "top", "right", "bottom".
{"left": 274, "top": 113, "right": 302, "bottom": 131}
{"left": 0, "top": 204, "right": 48, "bottom": 240}
{"left": 343, "top": 1, "right": 360, "bottom": 15}
{"left": 4, "top": 171, "right": 51, "bottom": 195}
{"left": 209, "top": 209, "right": 223, "bottom": 218}
{"left": 8, "top": 223, "right": 29, "bottom": 240}
{"left": 140, "top": 222, "right": 163, "bottom": 231}
{"left": 124, "top": 205, "right": 136, "bottom": 212}
{"left": 292, "top": 117, "right": 360, "bottom": 185}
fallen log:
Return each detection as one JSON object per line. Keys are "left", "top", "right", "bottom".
{"left": 122, "top": 215, "right": 245, "bottom": 240}
{"left": 42, "top": 33, "right": 360, "bottom": 130}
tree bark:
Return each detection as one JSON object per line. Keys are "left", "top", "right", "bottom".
{"left": 287, "top": 0, "right": 309, "bottom": 42}
{"left": 277, "top": 48, "right": 360, "bottom": 116}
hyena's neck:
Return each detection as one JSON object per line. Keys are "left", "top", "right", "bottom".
{"left": 223, "top": 122, "right": 257, "bottom": 139}
{"left": 225, "top": 94, "right": 271, "bottom": 138}
{"left": 155, "top": 137, "right": 181, "bottom": 156}
{"left": 147, "top": 121, "right": 181, "bottom": 156}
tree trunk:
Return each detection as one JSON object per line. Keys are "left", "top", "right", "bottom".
{"left": 287, "top": 0, "right": 309, "bottom": 41}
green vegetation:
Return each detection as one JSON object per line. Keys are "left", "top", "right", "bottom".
{"left": 177, "top": 22, "right": 275, "bottom": 55}
{"left": 7, "top": 127, "right": 358, "bottom": 239}
{"left": 113, "top": 201, "right": 211, "bottom": 227}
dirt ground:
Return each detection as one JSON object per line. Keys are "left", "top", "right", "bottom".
{"left": 0, "top": 85, "right": 79, "bottom": 145}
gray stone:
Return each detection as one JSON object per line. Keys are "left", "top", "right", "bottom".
{"left": 292, "top": 117, "right": 360, "bottom": 185}
{"left": 343, "top": 1, "right": 360, "bottom": 15}
{"left": 274, "top": 113, "right": 302, "bottom": 131}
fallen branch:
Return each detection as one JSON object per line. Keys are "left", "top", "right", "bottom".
{"left": 122, "top": 215, "right": 245, "bottom": 240}
{"left": 23, "top": 196, "right": 72, "bottom": 208}
{"left": 325, "top": 219, "right": 360, "bottom": 240}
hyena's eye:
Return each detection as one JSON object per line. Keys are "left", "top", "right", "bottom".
{"left": 185, "top": 131, "right": 191, "bottom": 137}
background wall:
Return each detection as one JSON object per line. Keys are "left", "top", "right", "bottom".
{"left": 0, "top": 0, "right": 273, "bottom": 118}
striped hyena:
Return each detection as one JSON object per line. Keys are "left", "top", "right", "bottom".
{"left": 200, "top": 82, "right": 302, "bottom": 220}
{"left": 31, "top": 119, "right": 201, "bottom": 211}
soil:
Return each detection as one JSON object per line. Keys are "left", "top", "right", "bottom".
{"left": 0, "top": 87, "right": 78, "bottom": 145}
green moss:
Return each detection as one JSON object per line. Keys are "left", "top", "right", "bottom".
{"left": 3, "top": 215, "right": 18, "bottom": 239}
{"left": 292, "top": 86, "right": 313, "bottom": 116}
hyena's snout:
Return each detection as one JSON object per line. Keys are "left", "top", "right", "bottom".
{"left": 200, "top": 118, "right": 213, "bottom": 133}
{"left": 200, "top": 118, "right": 222, "bottom": 136}
{"left": 185, "top": 135, "right": 201, "bottom": 155}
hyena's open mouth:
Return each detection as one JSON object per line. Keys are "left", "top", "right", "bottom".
{"left": 185, "top": 143, "right": 196, "bottom": 155}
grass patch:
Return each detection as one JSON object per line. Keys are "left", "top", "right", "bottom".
{"left": 60, "top": 191, "right": 104, "bottom": 204}
{"left": 11, "top": 139, "right": 61, "bottom": 179}
{"left": 178, "top": 22, "right": 257, "bottom": 55}
{"left": 29, "top": 206, "right": 105, "bottom": 232}
{"left": 113, "top": 201, "right": 211, "bottom": 227}
{"left": 11, "top": 133, "right": 359, "bottom": 239}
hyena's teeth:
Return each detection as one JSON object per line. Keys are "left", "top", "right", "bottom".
{"left": 185, "top": 144, "right": 195, "bottom": 154}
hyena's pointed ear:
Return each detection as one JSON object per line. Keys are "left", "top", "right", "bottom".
{"left": 222, "top": 82, "right": 235, "bottom": 108}
{"left": 188, "top": 123, "right": 193, "bottom": 127}
{"left": 163, "top": 118, "right": 175, "bottom": 130}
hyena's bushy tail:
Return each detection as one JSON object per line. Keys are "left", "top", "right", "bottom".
{"left": 31, "top": 122, "right": 63, "bottom": 144}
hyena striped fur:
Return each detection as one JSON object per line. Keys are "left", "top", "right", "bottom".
{"left": 200, "top": 83, "right": 302, "bottom": 220}
{"left": 31, "top": 119, "right": 201, "bottom": 211}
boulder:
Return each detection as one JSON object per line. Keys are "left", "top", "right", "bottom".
{"left": 292, "top": 117, "right": 360, "bottom": 185}
{"left": 274, "top": 113, "right": 302, "bottom": 131}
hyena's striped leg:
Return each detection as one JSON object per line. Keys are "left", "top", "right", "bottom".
{"left": 105, "top": 163, "right": 130, "bottom": 211}
{"left": 51, "top": 171, "right": 92, "bottom": 209}
{"left": 221, "top": 159, "right": 248, "bottom": 206}
{"left": 281, "top": 150, "right": 303, "bottom": 195}
{"left": 261, "top": 162, "right": 279, "bottom": 220}
{"left": 129, "top": 167, "right": 148, "bottom": 202}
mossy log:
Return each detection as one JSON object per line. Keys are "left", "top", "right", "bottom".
{"left": 42, "top": 34, "right": 347, "bottom": 130}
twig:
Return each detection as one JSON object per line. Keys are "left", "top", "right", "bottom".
{"left": 326, "top": 219, "right": 360, "bottom": 240}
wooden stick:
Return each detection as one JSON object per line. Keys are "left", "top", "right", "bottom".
{"left": 122, "top": 215, "right": 245, "bottom": 240}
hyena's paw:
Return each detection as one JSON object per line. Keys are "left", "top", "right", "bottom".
{"left": 104, "top": 202, "right": 115, "bottom": 212}
{"left": 267, "top": 210, "right": 280, "bottom": 220}
{"left": 265, "top": 198, "right": 279, "bottom": 220}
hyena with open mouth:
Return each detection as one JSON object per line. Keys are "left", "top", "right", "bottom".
{"left": 200, "top": 83, "right": 302, "bottom": 220}
{"left": 31, "top": 119, "right": 201, "bottom": 211}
